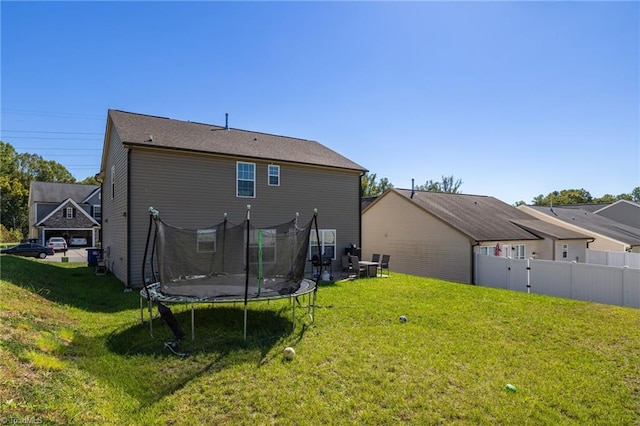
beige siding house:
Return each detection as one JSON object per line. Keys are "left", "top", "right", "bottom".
{"left": 518, "top": 204, "right": 640, "bottom": 253}
{"left": 98, "top": 110, "right": 366, "bottom": 288}
{"left": 362, "top": 189, "right": 591, "bottom": 284}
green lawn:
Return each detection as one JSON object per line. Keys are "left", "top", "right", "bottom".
{"left": 1, "top": 255, "right": 639, "bottom": 425}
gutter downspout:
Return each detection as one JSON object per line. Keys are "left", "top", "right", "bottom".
{"left": 471, "top": 240, "right": 481, "bottom": 284}
{"left": 359, "top": 172, "right": 365, "bottom": 251}
{"left": 126, "top": 148, "right": 131, "bottom": 290}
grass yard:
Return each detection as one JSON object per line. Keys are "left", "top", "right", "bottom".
{"left": 1, "top": 255, "right": 639, "bottom": 425}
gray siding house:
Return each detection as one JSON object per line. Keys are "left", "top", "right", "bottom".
{"left": 28, "top": 181, "right": 101, "bottom": 246}
{"left": 362, "top": 189, "right": 591, "bottom": 284}
{"left": 98, "top": 109, "right": 367, "bottom": 288}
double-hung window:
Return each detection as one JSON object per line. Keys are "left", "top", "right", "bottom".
{"left": 197, "top": 229, "right": 216, "bottom": 253}
{"left": 237, "top": 162, "right": 256, "bottom": 197}
{"left": 248, "top": 229, "right": 277, "bottom": 264}
{"left": 66, "top": 207, "right": 74, "bottom": 219}
{"left": 268, "top": 165, "right": 280, "bottom": 186}
{"left": 310, "top": 229, "right": 336, "bottom": 260}
{"left": 513, "top": 244, "right": 526, "bottom": 260}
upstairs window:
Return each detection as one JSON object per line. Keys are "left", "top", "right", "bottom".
{"left": 93, "top": 205, "right": 102, "bottom": 221}
{"left": 65, "top": 207, "right": 75, "bottom": 219}
{"left": 237, "top": 162, "right": 255, "bottom": 198}
{"left": 268, "top": 165, "right": 280, "bottom": 186}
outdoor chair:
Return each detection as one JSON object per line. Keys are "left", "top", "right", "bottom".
{"left": 379, "top": 254, "right": 390, "bottom": 277}
{"left": 350, "top": 255, "right": 367, "bottom": 278}
{"left": 371, "top": 253, "right": 381, "bottom": 263}
{"left": 341, "top": 254, "right": 354, "bottom": 277}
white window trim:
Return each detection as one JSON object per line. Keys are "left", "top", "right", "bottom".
{"left": 197, "top": 229, "right": 216, "bottom": 253}
{"left": 513, "top": 244, "right": 526, "bottom": 260}
{"left": 66, "top": 207, "right": 74, "bottom": 219}
{"left": 236, "top": 162, "right": 256, "bottom": 198}
{"left": 268, "top": 165, "right": 280, "bottom": 187}
{"left": 310, "top": 229, "right": 337, "bottom": 260}
{"left": 248, "top": 228, "right": 277, "bottom": 264}
{"left": 93, "top": 205, "right": 102, "bottom": 220}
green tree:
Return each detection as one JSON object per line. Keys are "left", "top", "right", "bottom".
{"left": 532, "top": 189, "right": 593, "bottom": 206}
{"left": 0, "top": 141, "right": 75, "bottom": 236}
{"left": 79, "top": 175, "right": 100, "bottom": 185}
{"left": 361, "top": 173, "right": 393, "bottom": 197}
{"left": 416, "top": 175, "right": 463, "bottom": 193}
{"left": 531, "top": 188, "right": 640, "bottom": 206}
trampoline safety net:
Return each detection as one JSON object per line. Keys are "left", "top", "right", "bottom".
{"left": 148, "top": 213, "right": 315, "bottom": 301}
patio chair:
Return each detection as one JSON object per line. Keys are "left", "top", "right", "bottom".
{"left": 341, "top": 254, "right": 354, "bottom": 277}
{"left": 371, "top": 253, "right": 381, "bottom": 263}
{"left": 350, "top": 255, "right": 367, "bottom": 278}
{"left": 379, "top": 254, "right": 390, "bottom": 277}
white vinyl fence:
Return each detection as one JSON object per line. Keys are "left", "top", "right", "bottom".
{"left": 585, "top": 249, "right": 640, "bottom": 269}
{"left": 474, "top": 254, "right": 640, "bottom": 308}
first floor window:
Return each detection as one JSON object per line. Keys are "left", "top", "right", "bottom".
{"left": 562, "top": 244, "right": 568, "bottom": 258}
{"left": 237, "top": 162, "right": 255, "bottom": 197}
{"left": 197, "top": 229, "right": 216, "bottom": 253}
{"left": 248, "top": 229, "right": 276, "bottom": 264}
{"left": 479, "top": 246, "right": 492, "bottom": 256}
{"left": 310, "top": 229, "right": 336, "bottom": 260}
{"left": 513, "top": 244, "right": 526, "bottom": 260}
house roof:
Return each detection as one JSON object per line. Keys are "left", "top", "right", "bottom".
{"left": 30, "top": 181, "right": 99, "bottom": 204}
{"left": 389, "top": 189, "right": 589, "bottom": 242}
{"left": 107, "top": 109, "right": 367, "bottom": 172}
{"left": 35, "top": 198, "right": 100, "bottom": 227}
{"left": 594, "top": 199, "right": 640, "bottom": 228}
{"left": 525, "top": 205, "right": 640, "bottom": 247}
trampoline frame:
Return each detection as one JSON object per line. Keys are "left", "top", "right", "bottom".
{"left": 139, "top": 278, "right": 317, "bottom": 340}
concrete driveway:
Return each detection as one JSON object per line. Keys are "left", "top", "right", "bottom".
{"left": 43, "top": 247, "right": 92, "bottom": 264}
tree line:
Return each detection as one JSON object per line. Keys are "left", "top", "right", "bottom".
{"left": 1, "top": 141, "right": 98, "bottom": 240}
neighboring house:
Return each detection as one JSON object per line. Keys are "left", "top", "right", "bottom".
{"left": 362, "top": 189, "right": 591, "bottom": 284}
{"left": 98, "top": 109, "right": 367, "bottom": 288}
{"left": 518, "top": 204, "right": 640, "bottom": 253}
{"left": 28, "top": 181, "right": 101, "bottom": 246}
{"left": 593, "top": 200, "right": 640, "bottom": 229}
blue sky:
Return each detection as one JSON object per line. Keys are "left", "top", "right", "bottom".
{"left": 2, "top": 1, "right": 638, "bottom": 205}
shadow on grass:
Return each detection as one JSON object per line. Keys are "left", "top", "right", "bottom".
{"left": 1, "top": 255, "right": 139, "bottom": 313}
{"left": 84, "top": 304, "right": 303, "bottom": 408}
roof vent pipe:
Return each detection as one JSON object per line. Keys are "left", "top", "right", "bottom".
{"left": 225, "top": 113, "right": 229, "bottom": 130}
{"left": 411, "top": 179, "right": 415, "bottom": 199}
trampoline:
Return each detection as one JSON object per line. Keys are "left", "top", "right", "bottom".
{"left": 140, "top": 206, "right": 320, "bottom": 341}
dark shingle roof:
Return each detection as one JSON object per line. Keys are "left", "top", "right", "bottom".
{"left": 526, "top": 205, "right": 640, "bottom": 246}
{"left": 30, "top": 182, "right": 99, "bottom": 203}
{"left": 108, "top": 109, "right": 366, "bottom": 172}
{"left": 393, "top": 189, "right": 589, "bottom": 242}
